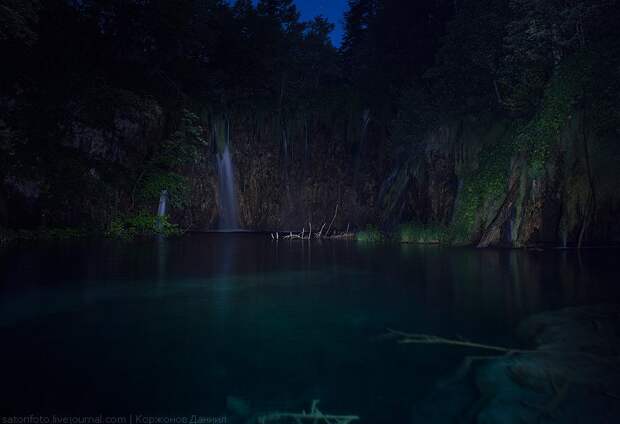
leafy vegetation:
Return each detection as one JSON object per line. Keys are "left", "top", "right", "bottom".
{"left": 517, "top": 54, "right": 590, "bottom": 174}
{"left": 450, "top": 122, "right": 518, "bottom": 243}
{"left": 138, "top": 172, "right": 190, "bottom": 210}
{"left": 384, "top": 0, "right": 620, "bottom": 245}
{"left": 356, "top": 226, "right": 385, "bottom": 243}
{"left": 135, "top": 109, "right": 206, "bottom": 211}
{"left": 0, "top": 226, "right": 87, "bottom": 245}
{"left": 106, "top": 213, "right": 181, "bottom": 240}
{"left": 399, "top": 223, "right": 448, "bottom": 244}
{"left": 1, "top": 0, "right": 619, "bottom": 245}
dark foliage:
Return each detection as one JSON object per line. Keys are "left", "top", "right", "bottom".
{"left": 1, "top": 0, "right": 619, "bottom": 239}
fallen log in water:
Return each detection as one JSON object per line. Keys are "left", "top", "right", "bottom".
{"left": 270, "top": 229, "right": 355, "bottom": 240}
{"left": 269, "top": 204, "right": 355, "bottom": 241}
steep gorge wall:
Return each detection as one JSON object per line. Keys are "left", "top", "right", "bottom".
{"left": 185, "top": 111, "right": 387, "bottom": 231}
{"left": 1, "top": 86, "right": 387, "bottom": 233}
{"left": 382, "top": 110, "right": 620, "bottom": 247}
{"left": 2, "top": 79, "right": 618, "bottom": 246}
{"left": 1, "top": 88, "right": 165, "bottom": 230}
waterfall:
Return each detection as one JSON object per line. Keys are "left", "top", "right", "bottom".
{"left": 157, "top": 190, "right": 168, "bottom": 218}
{"left": 217, "top": 145, "right": 239, "bottom": 229}
{"left": 156, "top": 190, "right": 168, "bottom": 232}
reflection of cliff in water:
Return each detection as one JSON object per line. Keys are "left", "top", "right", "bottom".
{"left": 398, "top": 246, "right": 603, "bottom": 327}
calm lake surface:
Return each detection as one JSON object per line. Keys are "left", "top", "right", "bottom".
{"left": 1, "top": 234, "right": 619, "bottom": 422}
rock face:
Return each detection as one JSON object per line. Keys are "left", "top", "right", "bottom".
{"left": 2, "top": 79, "right": 618, "bottom": 242}
{"left": 1, "top": 87, "right": 167, "bottom": 229}
{"left": 185, "top": 112, "right": 385, "bottom": 231}
{"left": 63, "top": 89, "right": 164, "bottom": 165}
{"left": 381, "top": 111, "right": 620, "bottom": 247}
{"left": 412, "top": 305, "right": 620, "bottom": 424}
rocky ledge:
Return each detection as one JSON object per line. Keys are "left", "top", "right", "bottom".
{"left": 412, "top": 304, "right": 620, "bottom": 423}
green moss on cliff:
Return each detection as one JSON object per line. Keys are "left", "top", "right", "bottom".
{"left": 450, "top": 121, "right": 517, "bottom": 244}
{"left": 449, "top": 54, "right": 593, "bottom": 245}
{"left": 517, "top": 54, "right": 589, "bottom": 175}
{"left": 138, "top": 172, "right": 190, "bottom": 210}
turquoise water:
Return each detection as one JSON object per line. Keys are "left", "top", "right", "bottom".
{"left": 1, "top": 234, "right": 618, "bottom": 422}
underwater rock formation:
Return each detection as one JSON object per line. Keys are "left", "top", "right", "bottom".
{"left": 411, "top": 304, "right": 620, "bottom": 423}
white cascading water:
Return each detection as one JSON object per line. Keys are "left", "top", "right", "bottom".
{"left": 157, "top": 190, "right": 168, "bottom": 218}
{"left": 156, "top": 190, "right": 168, "bottom": 232}
{"left": 216, "top": 145, "right": 239, "bottom": 230}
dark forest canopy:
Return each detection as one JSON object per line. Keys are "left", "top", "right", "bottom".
{"left": 2, "top": 0, "right": 338, "bottom": 109}
{"left": 3, "top": 0, "right": 617, "bottom": 127}
{"left": 1, "top": 0, "right": 620, "bottom": 241}
{"left": 2, "top": 0, "right": 617, "bottom": 128}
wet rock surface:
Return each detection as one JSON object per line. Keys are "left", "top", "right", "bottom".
{"left": 412, "top": 304, "right": 620, "bottom": 423}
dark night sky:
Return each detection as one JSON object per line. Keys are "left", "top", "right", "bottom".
{"left": 249, "top": 0, "right": 347, "bottom": 46}
{"left": 294, "top": 0, "right": 347, "bottom": 46}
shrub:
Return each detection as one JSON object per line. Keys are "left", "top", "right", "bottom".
{"left": 399, "top": 223, "right": 447, "bottom": 244}
{"left": 356, "top": 225, "right": 385, "bottom": 242}
{"left": 39, "top": 227, "right": 86, "bottom": 240}
{"left": 106, "top": 212, "right": 180, "bottom": 239}
{"left": 0, "top": 227, "right": 87, "bottom": 244}
{"left": 138, "top": 171, "right": 190, "bottom": 209}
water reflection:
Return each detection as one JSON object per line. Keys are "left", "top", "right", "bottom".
{"left": 1, "top": 237, "right": 617, "bottom": 326}
{"left": 399, "top": 245, "right": 617, "bottom": 327}
{"left": 0, "top": 236, "right": 618, "bottom": 421}
{"left": 157, "top": 235, "right": 168, "bottom": 285}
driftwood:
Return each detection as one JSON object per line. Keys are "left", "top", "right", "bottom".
{"left": 258, "top": 400, "right": 359, "bottom": 424}
{"left": 270, "top": 204, "right": 354, "bottom": 241}
{"left": 271, "top": 228, "right": 355, "bottom": 241}
{"left": 325, "top": 203, "right": 339, "bottom": 237}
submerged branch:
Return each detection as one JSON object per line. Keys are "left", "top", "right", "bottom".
{"left": 386, "top": 329, "right": 620, "bottom": 368}
{"left": 258, "top": 400, "right": 359, "bottom": 424}
{"left": 386, "top": 329, "right": 526, "bottom": 353}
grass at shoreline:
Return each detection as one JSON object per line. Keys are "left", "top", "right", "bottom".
{"left": 356, "top": 223, "right": 448, "bottom": 245}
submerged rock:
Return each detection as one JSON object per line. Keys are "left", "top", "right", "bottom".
{"left": 411, "top": 304, "right": 620, "bottom": 423}
{"left": 227, "top": 396, "right": 251, "bottom": 418}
